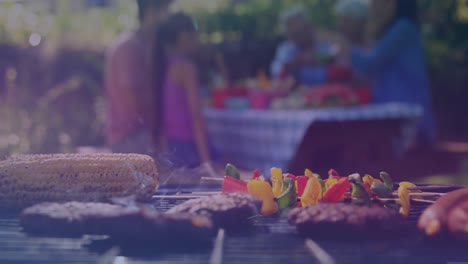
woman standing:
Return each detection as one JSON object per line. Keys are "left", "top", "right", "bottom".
{"left": 347, "top": 0, "right": 435, "bottom": 148}
{"left": 154, "top": 13, "right": 214, "bottom": 170}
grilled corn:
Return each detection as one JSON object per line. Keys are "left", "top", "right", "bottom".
{"left": 0, "top": 153, "right": 159, "bottom": 208}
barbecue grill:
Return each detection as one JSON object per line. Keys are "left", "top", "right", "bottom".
{"left": 1, "top": 184, "right": 467, "bottom": 264}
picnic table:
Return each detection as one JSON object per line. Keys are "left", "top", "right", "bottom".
{"left": 204, "top": 103, "right": 423, "bottom": 175}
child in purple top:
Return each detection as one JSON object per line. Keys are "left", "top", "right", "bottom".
{"left": 155, "top": 13, "right": 213, "bottom": 168}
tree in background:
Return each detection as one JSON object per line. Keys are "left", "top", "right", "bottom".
{"left": 0, "top": 0, "right": 467, "bottom": 156}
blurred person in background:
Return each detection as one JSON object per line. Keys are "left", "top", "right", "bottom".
{"left": 335, "top": 0, "right": 370, "bottom": 58}
{"left": 154, "top": 13, "right": 215, "bottom": 171}
{"left": 334, "top": 0, "right": 371, "bottom": 88}
{"left": 193, "top": 44, "right": 230, "bottom": 104}
{"left": 270, "top": 6, "right": 336, "bottom": 86}
{"left": 104, "top": 0, "right": 171, "bottom": 154}
{"left": 344, "top": 0, "right": 436, "bottom": 149}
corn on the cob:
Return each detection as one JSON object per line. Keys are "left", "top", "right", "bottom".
{"left": 0, "top": 153, "right": 159, "bottom": 209}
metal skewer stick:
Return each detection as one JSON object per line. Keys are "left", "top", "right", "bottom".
{"left": 391, "top": 192, "right": 444, "bottom": 197}
{"left": 201, "top": 177, "right": 224, "bottom": 182}
{"left": 376, "top": 197, "right": 435, "bottom": 204}
{"left": 406, "top": 185, "right": 462, "bottom": 191}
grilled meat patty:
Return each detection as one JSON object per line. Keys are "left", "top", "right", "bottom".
{"left": 167, "top": 193, "right": 261, "bottom": 229}
{"left": 20, "top": 202, "right": 214, "bottom": 244}
{"left": 288, "top": 203, "right": 408, "bottom": 238}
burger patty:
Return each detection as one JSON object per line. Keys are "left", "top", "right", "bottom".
{"left": 20, "top": 202, "right": 214, "bottom": 244}
{"left": 288, "top": 203, "right": 408, "bottom": 238}
{"left": 167, "top": 192, "right": 261, "bottom": 229}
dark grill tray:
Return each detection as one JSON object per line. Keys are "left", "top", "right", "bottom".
{"left": 1, "top": 189, "right": 468, "bottom": 264}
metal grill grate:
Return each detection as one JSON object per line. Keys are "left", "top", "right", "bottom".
{"left": 0, "top": 217, "right": 99, "bottom": 264}
{"left": 0, "top": 192, "right": 467, "bottom": 264}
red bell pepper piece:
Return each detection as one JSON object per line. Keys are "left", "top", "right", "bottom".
{"left": 328, "top": 169, "right": 342, "bottom": 180}
{"left": 363, "top": 181, "right": 372, "bottom": 196}
{"left": 295, "top": 176, "right": 308, "bottom": 197}
{"left": 322, "top": 177, "right": 351, "bottom": 203}
{"left": 252, "top": 169, "right": 262, "bottom": 180}
{"left": 222, "top": 176, "right": 248, "bottom": 193}
{"left": 284, "top": 173, "right": 296, "bottom": 180}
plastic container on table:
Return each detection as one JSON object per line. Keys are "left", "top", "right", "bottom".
{"left": 212, "top": 89, "right": 227, "bottom": 109}
{"left": 249, "top": 90, "right": 270, "bottom": 109}
{"left": 355, "top": 87, "right": 371, "bottom": 105}
{"left": 225, "top": 97, "right": 250, "bottom": 110}
{"left": 326, "top": 64, "right": 352, "bottom": 82}
{"left": 211, "top": 86, "right": 249, "bottom": 109}
{"left": 249, "top": 90, "right": 289, "bottom": 110}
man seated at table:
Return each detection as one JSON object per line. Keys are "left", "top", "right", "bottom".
{"left": 270, "top": 6, "right": 336, "bottom": 86}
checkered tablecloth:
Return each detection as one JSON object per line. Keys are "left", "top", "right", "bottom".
{"left": 204, "top": 103, "right": 423, "bottom": 173}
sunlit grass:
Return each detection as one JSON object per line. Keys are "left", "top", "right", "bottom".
{"left": 419, "top": 157, "right": 468, "bottom": 185}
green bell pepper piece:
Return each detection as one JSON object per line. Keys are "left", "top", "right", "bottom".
{"left": 225, "top": 163, "right": 240, "bottom": 180}
{"left": 350, "top": 179, "right": 371, "bottom": 206}
{"left": 348, "top": 173, "right": 363, "bottom": 183}
{"left": 313, "top": 173, "right": 326, "bottom": 196}
{"left": 276, "top": 178, "right": 297, "bottom": 210}
{"left": 371, "top": 182, "right": 392, "bottom": 198}
{"left": 379, "top": 171, "right": 393, "bottom": 191}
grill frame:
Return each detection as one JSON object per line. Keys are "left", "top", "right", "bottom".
{"left": 0, "top": 184, "right": 467, "bottom": 264}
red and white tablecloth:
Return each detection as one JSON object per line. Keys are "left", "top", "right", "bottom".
{"left": 204, "top": 103, "right": 423, "bottom": 172}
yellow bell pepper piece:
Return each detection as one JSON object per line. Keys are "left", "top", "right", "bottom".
{"left": 399, "top": 181, "right": 421, "bottom": 193}
{"left": 270, "top": 167, "right": 284, "bottom": 198}
{"left": 398, "top": 185, "right": 411, "bottom": 217}
{"left": 325, "top": 178, "right": 338, "bottom": 190}
{"left": 247, "top": 179, "right": 278, "bottom": 216}
{"left": 363, "top": 174, "right": 377, "bottom": 185}
{"left": 306, "top": 169, "right": 325, "bottom": 196}
{"left": 301, "top": 176, "right": 322, "bottom": 207}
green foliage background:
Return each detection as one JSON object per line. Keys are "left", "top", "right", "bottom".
{"left": 0, "top": 0, "right": 466, "bottom": 156}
